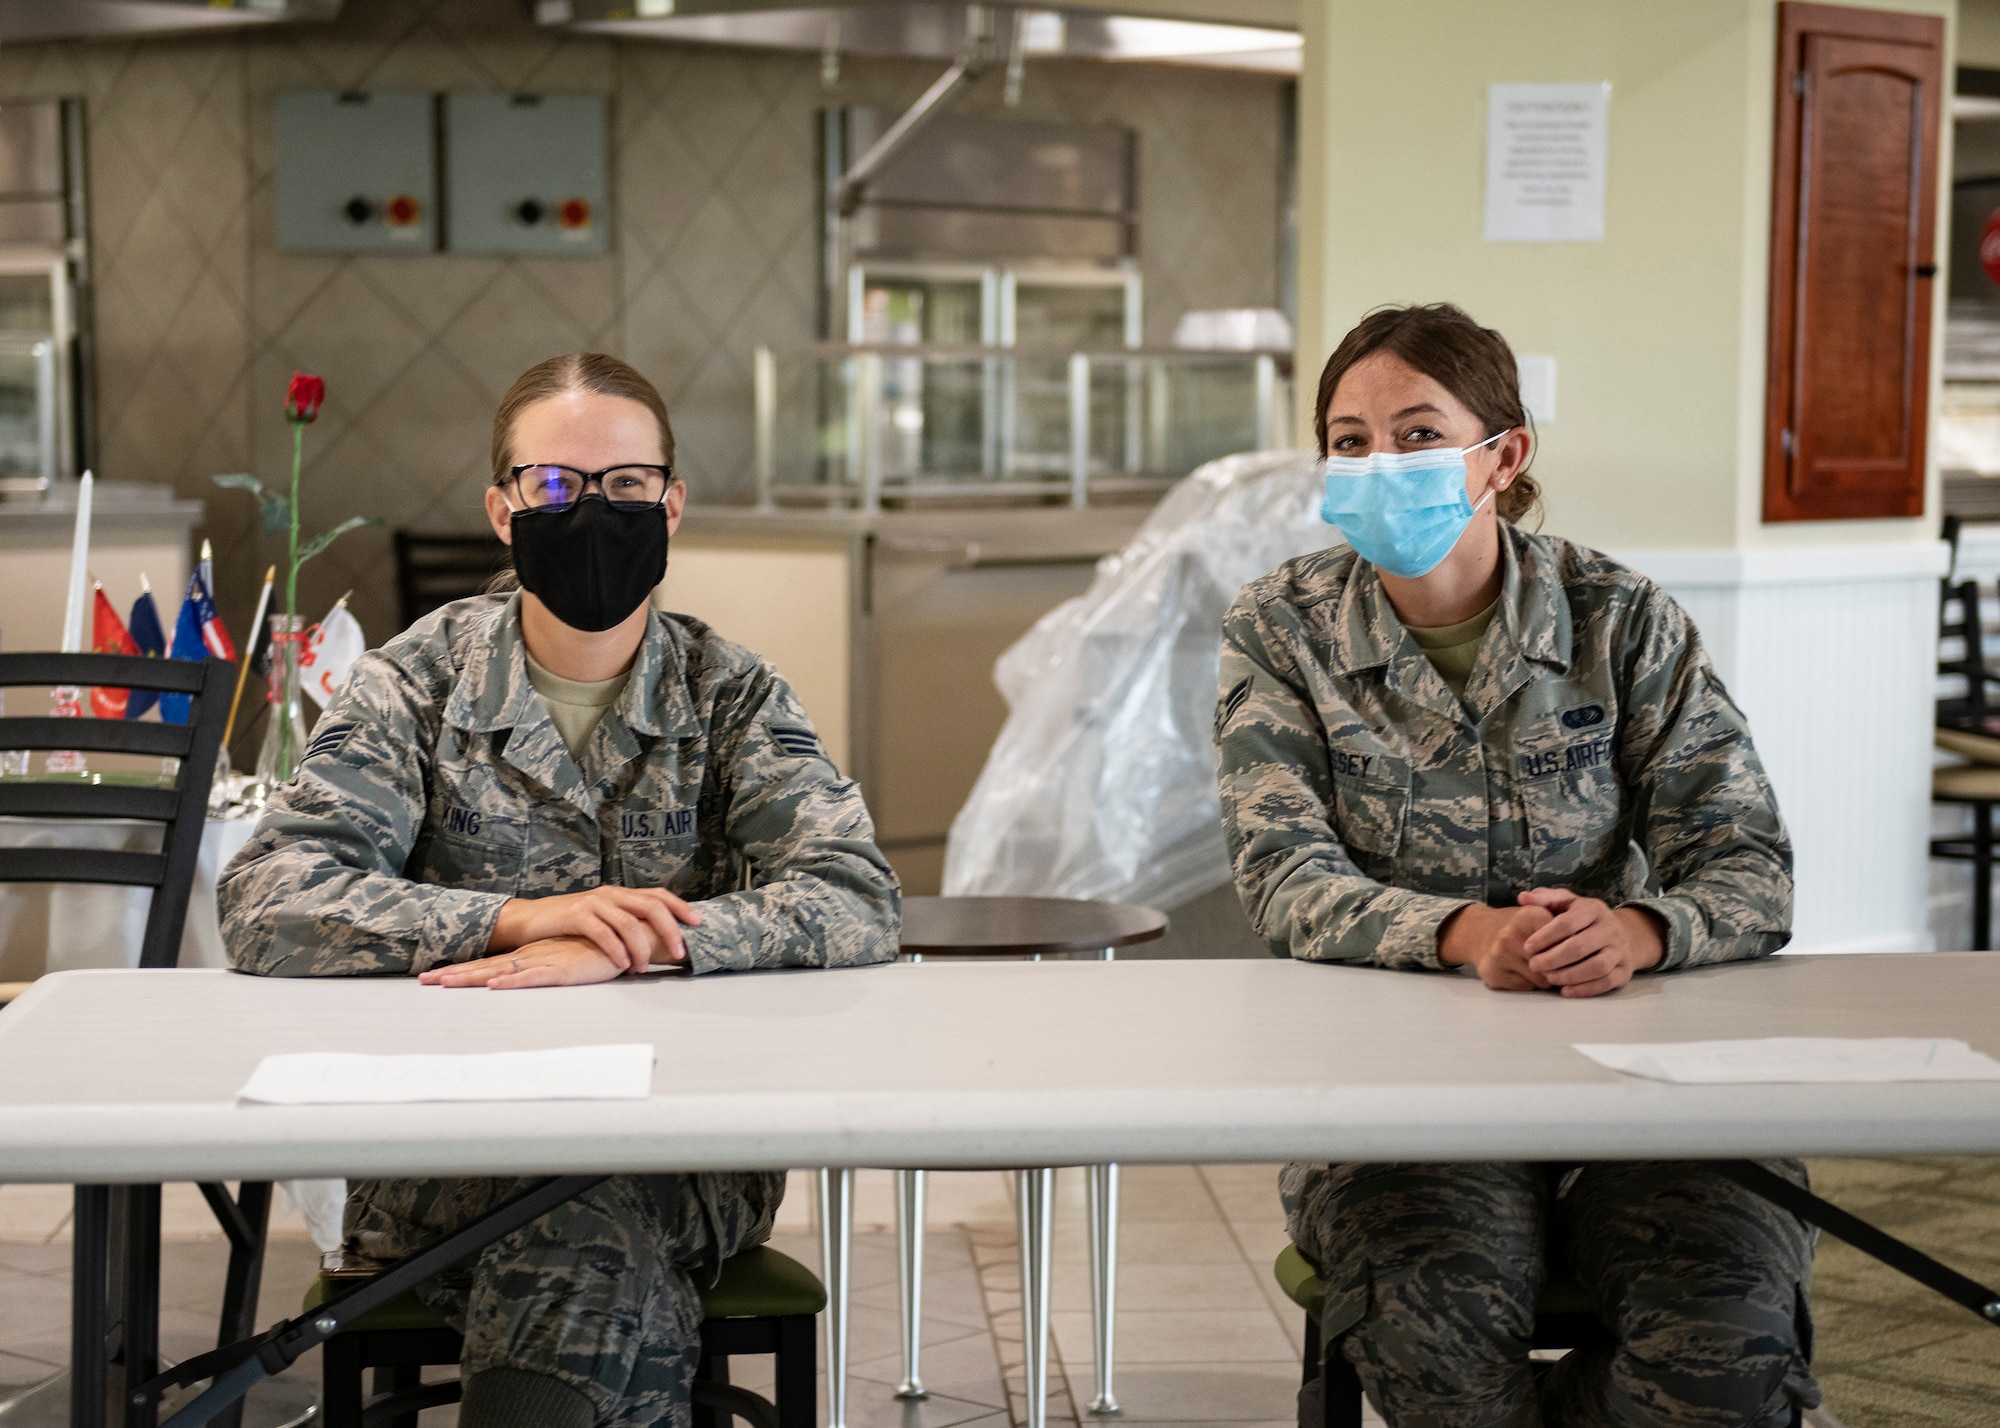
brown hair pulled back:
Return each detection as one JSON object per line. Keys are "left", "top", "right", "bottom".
{"left": 1313, "top": 303, "right": 1540, "bottom": 525}
{"left": 490, "top": 352, "right": 677, "bottom": 483}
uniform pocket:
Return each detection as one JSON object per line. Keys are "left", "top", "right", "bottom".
{"left": 410, "top": 810, "right": 527, "bottom": 894}
{"left": 614, "top": 803, "right": 701, "bottom": 890}
{"left": 1515, "top": 732, "right": 1622, "bottom": 881}
{"left": 1331, "top": 752, "right": 1411, "bottom": 865}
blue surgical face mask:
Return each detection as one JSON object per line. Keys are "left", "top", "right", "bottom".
{"left": 1318, "top": 430, "right": 1508, "bottom": 579}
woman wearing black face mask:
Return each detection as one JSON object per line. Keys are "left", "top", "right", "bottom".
{"left": 219, "top": 353, "right": 900, "bottom": 1427}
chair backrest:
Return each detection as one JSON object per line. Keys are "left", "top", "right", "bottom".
{"left": 0, "top": 652, "right": 233, "bottom": 969}
{"left": 1938, "top": 578, "right": 2000, "bottom": 736}
{"left": 393, "top": 531, "right": 509, "bottom": 631}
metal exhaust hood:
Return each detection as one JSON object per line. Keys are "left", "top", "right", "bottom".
{"left": 0, "top": 0, "right": 341, "bottom": 43}
{"left": 536, "top": 1, "right": 1302, "bottom": 74}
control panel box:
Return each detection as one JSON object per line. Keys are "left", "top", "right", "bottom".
{"left": 444, "top": 93, "right": 607, "bottom": 256}
{"left": 273, "top": 92, "right": 437, "bottom": 252}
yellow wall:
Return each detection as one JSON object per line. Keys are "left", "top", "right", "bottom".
{"left": 1964, "top": 0, "right": 2000, "bottom": 67}
{"left": 1294, "top": 0, "right": 1953, "bottom": 551}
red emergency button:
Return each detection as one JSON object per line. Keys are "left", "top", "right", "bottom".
{"left": 385, "top": 194, "right": 422, "bottom": 228}
{"left": 557, "top": 198, "right": 592, "bottom": 230}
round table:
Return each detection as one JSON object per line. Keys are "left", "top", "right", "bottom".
{"left": 900, "top": 895, "right": 1169, "bottom": 958}
{"left": 819, "top": 895, "right": 1167, "bottom": 1428}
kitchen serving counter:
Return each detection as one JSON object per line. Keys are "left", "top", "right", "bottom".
{"left": 658, "top": 500, "right": 1157, "bottom": 893}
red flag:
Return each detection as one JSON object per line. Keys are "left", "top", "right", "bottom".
{"left": 91, "top": 586, "right": 140, "bottom": 719}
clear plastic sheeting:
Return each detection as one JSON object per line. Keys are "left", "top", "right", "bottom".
{"left": 943, "top": 450, "right": 1334, "bottom": 909}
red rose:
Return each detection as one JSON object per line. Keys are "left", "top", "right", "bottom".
{"left": 286, "top": 371, "right": 325, "bottom": 423}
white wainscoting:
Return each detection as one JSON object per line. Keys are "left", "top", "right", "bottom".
{"left": 1611, "top": 542, "right": 1948, "bottom": 955}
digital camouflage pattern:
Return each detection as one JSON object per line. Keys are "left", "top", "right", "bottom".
{"left": 1214, "top": 524, "right": 1792, "bottom": 971}
{"left": 220, "top": 593, "right": 899, "bottom": 1425}
{"left": 220, "top": 592, "right": 900, "bottom": 977}
{"left": 344, "top": 1171, "right": 787, "bottom": 1428}
{"left": 1281, "top": 1159, "right": 1818, "bottom": 1426}
{"left": 1218, "top": 529, "right": 1809, "bottom": 1425}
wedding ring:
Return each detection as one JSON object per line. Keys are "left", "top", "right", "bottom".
{"left": 511, "top": 957, "right": 522, "bottom": 974}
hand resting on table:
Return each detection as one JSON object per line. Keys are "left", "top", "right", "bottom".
{"left": 484, "top": 885, "right": 702, "bottom": 974}
{"left": 421, "top": 936, "right": 630, "bottom": 989}
{"left": 1439, "top": 889, "right": 1665, "bottom": 998}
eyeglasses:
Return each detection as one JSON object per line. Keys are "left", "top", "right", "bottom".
{"left": 507, "top": 463, "right": 675, "bottom": 511}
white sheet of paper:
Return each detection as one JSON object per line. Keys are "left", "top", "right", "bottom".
{"left": 238, "top": 1044, "right": 656, "bottom": 1105}
{"left": 1573, "top": 1038, "right": 2000, "bottom": 1085}
{"left": 1486, "top": 82, "right": 1610, "bottom": 242}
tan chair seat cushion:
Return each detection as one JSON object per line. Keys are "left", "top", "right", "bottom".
{"left": 1933, "top": 763, "right": 2000, "bottom": 800}
{"left": 1936, "top": 727, "right": 2000, "bottom": 766}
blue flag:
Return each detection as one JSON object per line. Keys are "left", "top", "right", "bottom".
{"left": 123, "top": 589, "right": 167, "bottom": 720}
{"left": 157, "top": 573, "right": 222, "bottom": 725}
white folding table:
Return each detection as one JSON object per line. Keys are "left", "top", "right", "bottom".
{"left": 2, "top": 955, "right": 1997, "bottom": 1428}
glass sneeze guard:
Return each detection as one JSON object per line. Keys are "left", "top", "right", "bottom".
{"left": 754, "top": 342, "right": 1292, "bottom": 511}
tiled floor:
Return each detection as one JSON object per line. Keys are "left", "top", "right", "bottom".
{"left": 0, "top": 1161, "right": 1993, "bottom": 1427}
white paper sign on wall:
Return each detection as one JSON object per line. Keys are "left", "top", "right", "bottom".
{"left": 1485, "top": 83, "right": 1610, "bottom": 243}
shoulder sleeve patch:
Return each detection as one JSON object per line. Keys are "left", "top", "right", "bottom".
{"left": 768, "top": 723, "right": 824, "bottom": 760}
{"left": 302, "top": 721, "right": 358, "bottom": 764}
{"left": 1215, "top": 677, "right": 1252, "bottom": 736}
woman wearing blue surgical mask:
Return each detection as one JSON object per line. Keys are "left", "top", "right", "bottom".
{"left": 1214, "top": 305, "right": 1815, "bottom": 1426}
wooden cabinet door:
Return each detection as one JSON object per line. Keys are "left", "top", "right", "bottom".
{"left": 1765, "top": 2, "right": 1942, "bottom": 522}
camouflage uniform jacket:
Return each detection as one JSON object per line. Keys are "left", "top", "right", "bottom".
{"left": 221, "top": 593, "right": 900, "bottom": 977}
{"left": 1214, "top": 524, "right": 1791, "bottom": 972}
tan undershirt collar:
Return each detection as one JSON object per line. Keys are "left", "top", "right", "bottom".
{"left": 1405, "top": 598, "right": 1499, "bottom": 701}
{"left": 525, "top": 653, "right": 632, "bottom": 761}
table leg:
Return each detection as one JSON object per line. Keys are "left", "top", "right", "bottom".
{"left": 1978, "top": 802, "right": 1994, "bottom": 952}
{"left": 895, "top": 1168, "right": 927, "bottom": 1399}
{"left": 118, "top": 1186, "right": 160, "bottom": 1428}
{"left": 1086, "top": 1163, "right": 1120, "bottom": 1414}
{"left": 1089, "top": 944, "right": 1122, "bottom": 1416}
{"left": 71, "top": 1186, "right": 110, "bottom": 1428}
{"left": 210, "top": 1180, "right": 274, "bottom": 1428}
{"left": 1016, "top": 1168, "right": 1055, "bottom": 1428}
{"left": 816, "top": 1168, "right": 853, "bottom": 1428}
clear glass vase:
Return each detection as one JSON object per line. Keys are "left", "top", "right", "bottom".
{"left": 43, "top": 684, "right": 86, "bottom": 774}
{"left": 255, "top": 614, "right": 310, "bottom": 792}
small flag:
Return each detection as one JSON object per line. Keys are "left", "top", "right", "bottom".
{"left": 158, "top": 570, "right": 233, "bottom": 724}
{"left": 300, "top": 600, "right": 365, "bottom": 709}
{"left": 198, "top": 576, "right": 235, "bottom": 661}
{"left": 89, "top": 585, "right": 139, "bottom": 719}
{"left": 124, "top": 581, "right": 167, "bottom": 720}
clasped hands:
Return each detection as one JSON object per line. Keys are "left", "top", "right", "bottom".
{"left": 419, "top": 886, "right": 702, "bottom": 990}
{"left": 1438, "top": 889, "right": 1665, "bottom": 998}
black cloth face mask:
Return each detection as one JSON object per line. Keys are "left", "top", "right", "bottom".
{"left": 508, "top": 495, "right": 668, "bottom": 633}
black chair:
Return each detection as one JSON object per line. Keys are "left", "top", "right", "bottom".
{"left": 393, "top": 530, "right": 509, "bottom": 630}
{"left": 1930, "top": 555, "right": 2000, "bottom": 949}
{"left": 0, "top": 651, "right": 232, "bottom": 969}
{"left": 0, "top": 651, "right": 281, "bottom": 1428}
{"left": 1935, "top": 574, "right": 2000, "bottom": 738}
{"left": 305, "top": 1244, "right": 823, "bottom": 1428}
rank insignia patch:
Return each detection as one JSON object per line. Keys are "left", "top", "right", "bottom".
{"left": 770, "top": 724, "right": 823, "bottom": 759}
{"left": 302, "top": 721, "right": 358, "bottom": 763}
{"left": 1216, "top": 677, "right": 1252, "bottom": 733}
